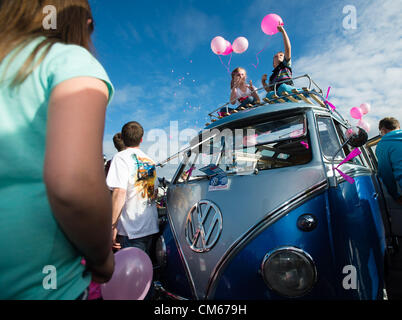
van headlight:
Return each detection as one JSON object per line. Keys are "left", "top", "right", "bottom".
{"left": 260, "top": 247, "right": 317, "bottom": 298}
{"left": 155, "top": 236, "right": 167, "bottom": 268}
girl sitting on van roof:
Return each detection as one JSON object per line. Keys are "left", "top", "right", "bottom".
{"left": 219, "top": 67, "right": 260, "bottom": 116}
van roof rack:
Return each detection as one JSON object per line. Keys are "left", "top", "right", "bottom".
{"left": 205, "top": 74, "right": 337, "bottom": 127}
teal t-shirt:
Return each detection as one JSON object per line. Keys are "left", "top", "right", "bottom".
{"left": 0, "top": 37, "right": 114, "bottom": 299}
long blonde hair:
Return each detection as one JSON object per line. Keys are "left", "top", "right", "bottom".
{"left": 230, "top": 67, "right": 246, "bottom": 89}
{"left": 0, "top": 0, "right": 94, "bottom": 86}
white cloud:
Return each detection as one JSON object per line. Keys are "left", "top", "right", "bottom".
{"left": 291, "top": 0, "right": 402, "bottom": 137}
{"left": 112, "top": 84, "right": 145, "bottom": 106}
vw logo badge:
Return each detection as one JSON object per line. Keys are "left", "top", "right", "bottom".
{"left": 185, "top": 200, "right": 223, "bottom": 253}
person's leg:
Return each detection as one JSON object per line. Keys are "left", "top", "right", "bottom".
{"left": 120, "top": 234, "right": 154, "bottom": 255}
{"left": 117, "top": 235, "right": 156, "bottom": 300}
{"left": 130, "top": 234, "right": 156, "bottom": 300}
{"left": 278, "top": 84, "right": 310, "bottom": 99}
{"left": 244, "top": 96, "right": 255, "bottom": 105}
{"left": 236, "top": 96, "right": 255, "bottom": 110}
{"left": 265, "top": 91, "right": 275, "bottom": 100}
{"left": 219, "top": 106, "right": 234, "bottom": 116}
{"left": 278, "top": 83, "right": 298, "bottom": 101}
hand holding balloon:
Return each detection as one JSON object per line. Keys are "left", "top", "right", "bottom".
{"left": 277, "top": 24, "right": 285, "bottom": 33}
{"left": 261, "top": 13, "right": 284, "bottom": 35}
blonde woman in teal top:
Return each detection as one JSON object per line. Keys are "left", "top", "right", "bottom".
{"left": 0, "top": 1, "right": 115, "bottom": 299}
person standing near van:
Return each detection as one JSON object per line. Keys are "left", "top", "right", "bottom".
{"left": 0, "top": 0, "right": 115, "bottom": 299}
{"left": 105, "top": 132, "right": 126, "bottom": 177}
{"left": 376, "top": 117, "right": 402, "bottom": 205}
{"left": 106, "top": 121, "right": 159, "bottom": 255}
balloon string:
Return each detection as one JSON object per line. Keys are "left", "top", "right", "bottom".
{"left": 252, "top": 40, "right": 270, "bottom": 69}
{"left": 227, "top": 53, "right": 232, "bottom": 72}
{"left": 218, "top": 55, "right": 231, "bottom": 74}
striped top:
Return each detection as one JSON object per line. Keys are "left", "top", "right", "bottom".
{"left": 269, "top": 58, "right": 293, "bottom": 89}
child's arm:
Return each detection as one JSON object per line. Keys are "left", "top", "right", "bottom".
{"left": 278, "top": 25, "right": 291, "bottom": 61}
{"left": 248, "top": 80, "right": 260, "bottom": 103}
{"left": 261, "top": 74, "right": 271, "bottom": 93}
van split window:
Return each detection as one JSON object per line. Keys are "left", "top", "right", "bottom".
{"left": 175, "top": 114, "right": 312, "bottom": 182}
{"left": 317, "top": 117, "right": 344, "bottom": 161}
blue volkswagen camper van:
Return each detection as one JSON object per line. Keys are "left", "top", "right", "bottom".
{"left": 152, "top": 75, "right": 400, "bottom": 300}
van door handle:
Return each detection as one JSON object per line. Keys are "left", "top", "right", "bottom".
{"left": 373, "top": 192, "right": 379, "bottom": 199}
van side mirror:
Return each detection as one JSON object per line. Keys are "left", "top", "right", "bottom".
{"left": 346, "top": 126, "right": 368, "bottom": 148}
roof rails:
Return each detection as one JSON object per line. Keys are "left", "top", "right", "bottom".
{"left": 205, "top": 74, "right": 344, "bottom": 127}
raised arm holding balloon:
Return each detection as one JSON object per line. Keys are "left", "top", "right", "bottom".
{"left": 262, "top": 24, "right": 296, "bottom": 100}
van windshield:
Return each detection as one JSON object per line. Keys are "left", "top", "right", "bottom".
{"left": 177, "top": 114, "right": 312, "bottom": 182}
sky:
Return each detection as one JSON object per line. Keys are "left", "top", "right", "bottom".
{"left": 88, "top": 0, "right": 402, "bottom": 179}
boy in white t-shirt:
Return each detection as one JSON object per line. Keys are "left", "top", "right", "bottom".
{"left": 106, "top": 121, "right": 159, "bottom": 255}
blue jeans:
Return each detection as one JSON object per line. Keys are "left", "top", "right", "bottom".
{"left": 266, "top": 84, "right": 310, "bottom": 101}
{"left": 117, "top": 234, "right": 156, "bottom": 300}
{"left": 117, "top": 234, "right": 155, "bottom": 256}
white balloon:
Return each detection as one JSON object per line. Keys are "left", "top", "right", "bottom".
{"left": 232, "top": 37, "right": 249, "bottom": 54}
{"left": 211, "top": 36, "right": 227, "bottom": 55}
{"left": 360, "top": 103, "right": 371, "bottom": 115}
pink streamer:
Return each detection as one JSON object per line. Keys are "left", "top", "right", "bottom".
{"left": 324, "top": 86, "right": 336, "bottom": 111}
{"left": 337, "top": 148, "right": 361, "bottom": 167}
{"left": 335, "top": 168, "right": 355, "bottom": 184}
{"left": 334, "top": 148, "right": 361, "bottom": 184}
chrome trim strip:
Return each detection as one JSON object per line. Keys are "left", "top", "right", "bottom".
{"left": 327, "top": 165, "right": 373, "bottom": 186}
{"left": 153, "top": 281, "right": 189, "bottom": 301}
{"left": 164, "top": 197, "right": 198, "bottom": 299}
{"left": 205, "top": 180, "right": 328, "bottom": 299}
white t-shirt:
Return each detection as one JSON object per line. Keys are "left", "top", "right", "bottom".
{"left": 106, "top": 148, "right": 159, "bottom": 239}
{"left": 233, "top": 85, "right": 257, "bottom": 106}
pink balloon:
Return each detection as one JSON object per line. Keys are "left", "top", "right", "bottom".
{"left": 232, "top": 37, "right": 249, "bottom": 54}
{"left": 360, "top": 103, "right": 371, "bottom": 115}
{"left": 101, "top": 247, "right": 153, "bottom": 300}
{"left": 261, "top": 14, "right": 284, "bottom": 35}
{"left": 350, "top": 107, "right": 363, "bottom": 120}
{"left": 221, "top": 40, "right": 233, "bottom": 55}
{"left": 358, "top": 119, "right": 371, "bottom": 133}
{"left": 211, "top": 36, "right": 227, "bottom": 55}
